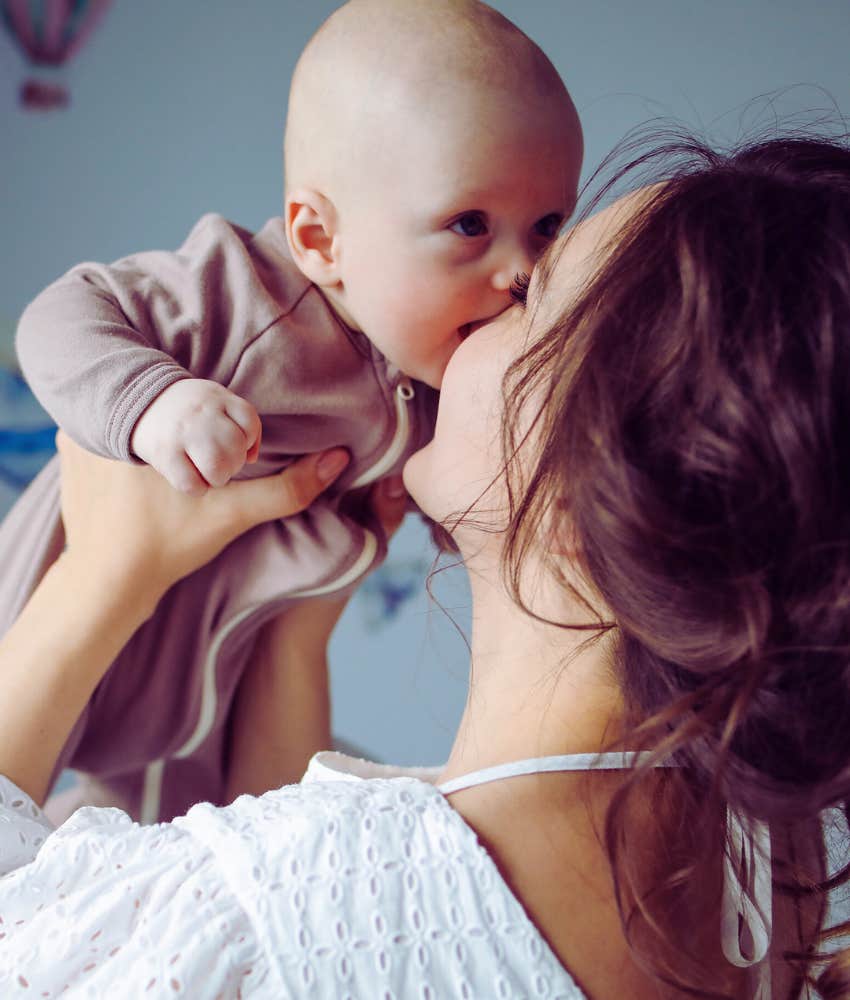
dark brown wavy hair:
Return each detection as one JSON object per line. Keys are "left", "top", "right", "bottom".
{"left": 500, "top": 131, "right": 850, "bottom": 998}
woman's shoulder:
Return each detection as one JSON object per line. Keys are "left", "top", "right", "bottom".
{"left": 175, "top": 751, "right": 459, "bottom": 865}
{"left": 301, "top": 748, "right": 444, "bottom": 785}
{"left": 0, "top": 762, "right": 587, "bottom": 997}
{"left": 176, "top": 753, "right": 589, "bottom": 998}
{"left": 0, "top": 775, "right": 266, "bottom": 997}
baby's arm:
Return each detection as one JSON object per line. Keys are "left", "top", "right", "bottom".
{"left": 15, "top": 215, "right": 269, "bottom": 469}
{"left": 225, "top": 600, "right": 341, "bottom": 797}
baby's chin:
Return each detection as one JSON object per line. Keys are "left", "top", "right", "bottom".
{"left": 395, "top": 331, "right": 468, "bottom": 389}
{"left": 403, "top": 362, "right": 445, "bottom": 391}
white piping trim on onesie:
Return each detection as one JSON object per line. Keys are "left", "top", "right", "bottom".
{"left": 140, "top": 529, "right": 379, "bottom": 821}
{"left": 139, "top": 759, "right": 165, "bottom": 825}
{"left": 178, "top": 530, "right": 378, "bottom": 761}
{"left": 140, "top": 377, "right": 415, "bottom": 822}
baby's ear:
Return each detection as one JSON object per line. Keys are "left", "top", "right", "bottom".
{"left": 285, "top": 189, "right": 341, "bottom": 287}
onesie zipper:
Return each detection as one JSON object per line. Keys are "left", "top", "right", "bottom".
{"left": 350, "top": 376, "right": 415, "bottom": 488}
{"left": 139, "top": 377, "right": 416, "bottom": 822}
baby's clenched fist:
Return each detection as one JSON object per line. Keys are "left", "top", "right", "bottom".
{"left": 130, "top": 379, "right": 262, "bottom": 495}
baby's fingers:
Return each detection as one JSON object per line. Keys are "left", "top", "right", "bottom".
{"left": 224, "top": 395, "right": 262, "bottom": 464}
{"left": 187, "top": 419, "right": 251, "bottom": 488}
{"left": 158, "top": 452, "right": 209, "bottom": 496}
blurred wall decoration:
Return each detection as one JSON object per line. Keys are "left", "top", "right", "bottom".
{"left": 1, "top": 0, "right": 111, "bottom": 110}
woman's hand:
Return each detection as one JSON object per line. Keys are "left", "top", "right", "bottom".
{"left": 56, "top": 430, "right": 350, "bottom": 612}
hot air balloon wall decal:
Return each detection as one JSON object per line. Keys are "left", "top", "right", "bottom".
{"left": 1, "top": 0, "right": 112, "bottom": 111}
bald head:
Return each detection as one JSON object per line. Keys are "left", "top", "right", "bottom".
{"left": 284, "top": 0, "right": 580, "bottom": 199}
{"left": 281, "top": 0, "right": 583, "bottom": 388}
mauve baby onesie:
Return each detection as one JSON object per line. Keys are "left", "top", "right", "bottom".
{"left": 0, "top": 214, "right": 437, "bottom": 821}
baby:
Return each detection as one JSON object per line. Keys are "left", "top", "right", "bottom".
{"left": 1, "top": 0, "right": 583, "bottom": 822}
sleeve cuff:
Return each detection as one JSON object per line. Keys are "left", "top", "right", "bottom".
{"left": 106, "top": 362, "right": 192, "bottom": 463}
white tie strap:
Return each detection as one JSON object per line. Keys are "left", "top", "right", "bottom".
{"left": 721, "top": 806, "right": 773, "bottom": 997}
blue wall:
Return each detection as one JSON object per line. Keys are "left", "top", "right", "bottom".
{"left": 2, "top": 1, "right": 849, "bottom": 765}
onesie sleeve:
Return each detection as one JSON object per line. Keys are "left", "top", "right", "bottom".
{"left": 15, "top": 214, "right": 289, "bottom": 462}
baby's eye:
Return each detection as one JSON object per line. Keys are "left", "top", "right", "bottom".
{"left": 509, "top": 271, "right": 530, "bottom": 306}
{"left": 534, "top": 213, "right": 564, "bottom": 241}
{"left": 449, "top": 212, "right": 489, "bottom": 238}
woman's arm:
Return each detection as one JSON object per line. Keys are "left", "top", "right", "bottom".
{"left": 224, "top": 598, "right": 346, "bottom": 799}
{"left": 0, "top": 554, "right": 152, "bottom": 807}
{"left": 224, "top": 476, "right": 409, "bottom": 799}
{"left": 0, "top": 433, "right": 350, "bottom": 804}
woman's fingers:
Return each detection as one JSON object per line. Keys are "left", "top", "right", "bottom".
{"left": 56, "top": 431, "right": 352, "bottom": 599}
{"left": 206, "top": 448, "right": 351, "bottom": 536}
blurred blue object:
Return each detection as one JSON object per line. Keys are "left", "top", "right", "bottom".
{"left": 0, "top": 367, "right": 54, "bottom": 508}
{"left": 358, "top": 556, "right": 432, "bottom": 627}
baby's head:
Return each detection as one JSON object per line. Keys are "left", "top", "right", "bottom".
{"left": 284, "top": 0, "right": 582, "bottom": 389}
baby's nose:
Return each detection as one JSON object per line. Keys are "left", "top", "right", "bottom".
{"left": 490, "top": 243, "right": 536, "bottom": 292}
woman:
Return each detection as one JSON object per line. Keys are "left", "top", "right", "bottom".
{"left": 1, "top": 133, "right": 848, "bottom": 999}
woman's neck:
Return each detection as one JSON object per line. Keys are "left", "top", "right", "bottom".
{"left": 438, "top": 568, "right": 625, "bottom": 786}
{"left": 435, "top": 571, "right": 669, "bottom": 1000}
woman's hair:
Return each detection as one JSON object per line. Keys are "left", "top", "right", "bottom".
{"left": 502, "top": 130, "right": 850, "bottom": 997}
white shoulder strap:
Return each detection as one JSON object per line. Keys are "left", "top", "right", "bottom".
{"left": 436, "top": 751, "right": 661, "bottom": 795}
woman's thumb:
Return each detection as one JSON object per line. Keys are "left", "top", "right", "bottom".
{"left": 227, "top": 449, "right": 350, "bottom": 530}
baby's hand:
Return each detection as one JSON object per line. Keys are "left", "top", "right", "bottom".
{"left": 130, "top": 379, "right": 262, "bottom": 495}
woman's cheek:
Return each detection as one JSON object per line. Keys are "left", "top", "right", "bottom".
{"left": 407, "top": 319, "right": 513, "bottom": 522}
{"left": 401, "top": 445, "right": 428, "bottom": 506}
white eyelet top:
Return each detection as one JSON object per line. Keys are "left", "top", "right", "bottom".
{"left": 0, "top": 750, "right": 777, "bottom": 998}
